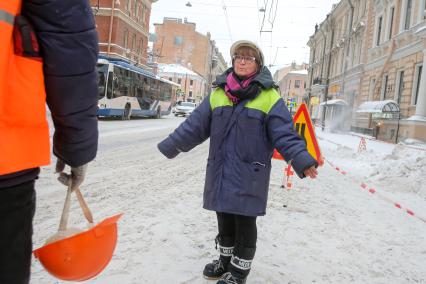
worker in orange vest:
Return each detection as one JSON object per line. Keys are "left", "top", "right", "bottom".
{"left": 0, "top": 1, "right": 99, "bottom": 283}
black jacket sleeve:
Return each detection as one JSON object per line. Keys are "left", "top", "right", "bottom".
{"left": 23, "top": 0, "right": 99, "bottom": 167}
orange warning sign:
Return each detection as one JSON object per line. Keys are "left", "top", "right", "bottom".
{"left": 273, "top": 103, "right": 323, "bottom": 165}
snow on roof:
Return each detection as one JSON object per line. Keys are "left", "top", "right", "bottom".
{"left": 319, "top": 99, "right": 348, "bottom": 106}
{"left": 157, "top": 63, "right": 201, "bottom": 77}
{"left": 356, "top": 100, "right": 400, "bottom": 113}
{"left": 288, "top": 70, "right": 308, "bottom": 75}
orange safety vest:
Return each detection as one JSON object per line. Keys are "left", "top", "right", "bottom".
{"left": 0, "top": 0, "right": 50, "bottom": 175}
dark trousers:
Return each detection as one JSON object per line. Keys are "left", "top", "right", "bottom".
{"left": 216, "top": 212, "right": 257, "bottom": 278}
{"left": 0, "top": 181, "right": 36, "bottom": 284}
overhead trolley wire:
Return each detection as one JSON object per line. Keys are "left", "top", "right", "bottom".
{"left": 221, "top": 0, "right": 233, "bottom": 42}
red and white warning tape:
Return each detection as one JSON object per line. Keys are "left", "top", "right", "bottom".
{"left": 325, "top": 159, "right": 426, "bottom": 224}
{"left": 349, "top": 132, "right": 426, "bottom": 152}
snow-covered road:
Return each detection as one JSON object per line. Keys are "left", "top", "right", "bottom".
{"left": 31, "top": 115, "right": 426, "bottom": 284}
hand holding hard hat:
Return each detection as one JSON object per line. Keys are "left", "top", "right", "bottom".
{"left": 33, "top": 164, "right": 122, "bottom": 281}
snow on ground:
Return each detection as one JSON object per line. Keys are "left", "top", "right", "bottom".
{"left": 31, "top": 115, "right": 426, "bottom": 284}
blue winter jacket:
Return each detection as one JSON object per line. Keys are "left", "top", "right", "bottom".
{"left": 158, "top": 67, "right": 317, "bottom": 216}
{"left": 0, "top": 0, "right": 99, "bottom": 188}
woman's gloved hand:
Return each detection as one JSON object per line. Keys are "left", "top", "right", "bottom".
{"left": 55, "top": 159, "right": 88, "bottom": 190}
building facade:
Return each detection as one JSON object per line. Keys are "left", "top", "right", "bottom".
{"left": 152, "top": 17, "right": 227, "bottom": 98}
{"left": 90, "top": 0, "right": 156, "bottom": 68}
{"left": 157, "top": 64, "right": 206, "bottom": 103}
{"left": 356, "top": 0, "right": 426, "bottom": 142}
{"left": 273, "top": 62, "right": 309, "bottom": 83}
{"left": 307, "top": 0, "right": 426, "bottom": 142}
{"left": 278, "top": 70, "right": 308, "bottom": 114}
{"left": 307, "top": 0, "right": 369, "bottom": 130}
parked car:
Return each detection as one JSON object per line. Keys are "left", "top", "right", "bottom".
{"left": 174, "top": 101, "right": 197, "bottom": 117}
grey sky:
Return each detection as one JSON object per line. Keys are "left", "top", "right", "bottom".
{"left": 150, "top": 0, "right": 340, "bottom": 73}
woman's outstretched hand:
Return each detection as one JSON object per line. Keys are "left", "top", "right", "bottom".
{"left": 303, "top": 166, "right": 318, "bottom": 179}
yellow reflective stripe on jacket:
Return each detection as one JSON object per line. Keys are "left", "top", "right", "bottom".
{"left": 0, "top": 9, "right": 15, "bottom": 25}
{"left": 210, "top": 88, "right": 233, "bottom": 110}
{"left": 209, "top": 87, "right": 281, "bottom": 114}
{"left": 245, "top": 88, "right": 281, "bottom": 114}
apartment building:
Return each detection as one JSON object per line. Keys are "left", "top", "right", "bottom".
{"left": 152, "top": 17, "right": 227, "bottom": 97}
{"left": 307, "top": 0, "right": 426, "bottom": 142}
{"left": 91, "top": 0, "right": 156, "bottom": 67}
{"left": 279, "top": 70, "right": 308, "bottom": 114}
{"left": 157, "top": 63, "right": 206, "bottom": 103}
{"left": 356, "top": 0, "right": 426, "bottom": 142}
{"left": 307, "top": 0, "right": 369, "bottom": 130}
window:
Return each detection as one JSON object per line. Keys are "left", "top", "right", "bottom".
{"left": 388, "top": 7, "right": 395, "bottom": 40}
{"left": 126, "top": 0, "right": 131, "bottom": 11}
{"left": 380, "top": 75, "right": 388, "bottom": 100}
{"left": 141, "top": 4, "right": 146, "bottom": 25}
{"left": 376, "top": 16, "right": 383, "bottom": 46}
{"left": 123, "top": 29, "right": 129, "bottom": 50}
{"left": 113, "top": 66, "right": 132, "bottom": 98}
{"left": 368, "top": 78, "right": 376, "bottom": 100}
{"left": 133, "top": 0, "right": 138, "bottom": 16}
{"left": 107, "top": 72, "right": 113, "bottom": 99}
{"left": 412, "top": 65, "right": 423, "bottom": 105}
{"left": 132, "top": 34, "right": 136, "bottom": 51}
{"left": 395, "top": 70, "right": 405, "bottom": 104}
{"left": 174, "top": 36, "right": 183, "bottom": 45}
{"left": 139, "top": 39, "right": 143, "bottom": 56}
{"left": 97, "top": 72, "right": 106, "bottom": 99}
{"left": 357, "top": 40, "right": 363, "bottom": 65}
{"left": 189, "top": 91, "right": 193, "bottom": 97}
{"left": 424, "top": 0, "right": 426, "bottom": 20}
{"left": 404, "top": 0, "right": 412, "bottom": 30}
{"left": 295, "top": 80, "right": 301, "bottom": 88}
{"left": 190, "top": 79, "right": 193, "bottom": 86}
{"left": 177, "top": 78, "right": 182, "bottom": 84}
{"left": 168, "top": 77, "right": 173, "bottom": 81}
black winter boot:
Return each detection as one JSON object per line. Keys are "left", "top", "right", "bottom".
{"left": 220, "top": 244, "right": 256, "bottom": 284}
{"left": 216, "top": 272, "right": 247, "bottom": 284}
{"left": 203, "top": 235, "right": 234, "bottom": 279}
{"left": 203, "top": 258, "right": 230, "bottom": 280}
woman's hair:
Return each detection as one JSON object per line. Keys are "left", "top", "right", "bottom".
{"left": 233, "top": 46, "right": 261, "bottom": 65}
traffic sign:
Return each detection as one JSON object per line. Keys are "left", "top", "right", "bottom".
{"left": 272, "top": 103, "right": 323, "bottom": 165}
{"left": 293, "top": 103, "right": 323, "bottom": 165}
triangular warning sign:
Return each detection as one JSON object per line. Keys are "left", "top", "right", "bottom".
{"left": 273, "top": 103, "right": 323, "bottom": 165}
{"left": 293, "top": 103, "right": 323, "bottom": 165}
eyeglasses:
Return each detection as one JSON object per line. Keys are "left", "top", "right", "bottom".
{"left": 233, "top": 55, "right": 256, "bottom": 63}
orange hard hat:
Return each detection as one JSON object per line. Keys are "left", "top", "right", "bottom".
{"left": 33, "top": 213, "right": 122, "bottom": 281}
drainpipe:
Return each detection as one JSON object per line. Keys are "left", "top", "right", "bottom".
{"left": 318, "top": 20, "right": 328, "bottom": 128}
{"left": 107, "top": 0, "right": 115, "bottom": 56}
{"left": 321, "top": 18, "right": 335, "bottom": 131}
{"left": 318, "top": 25, "right": 328, "bottom": 82}
{"left": 340, "top": 0, "right": 354, "bottom": 102}
{"left": 306, "top": 42, "right": 315, "bottom": 110}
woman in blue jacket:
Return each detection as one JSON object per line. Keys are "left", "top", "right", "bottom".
{"left": 158, "top": 40, "right": 318, "bottom": 284}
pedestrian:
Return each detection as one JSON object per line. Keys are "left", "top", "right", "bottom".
{"left": 0, "top": 1, "right": 99, "bottom": 283}
{"left": 158, "top": 40, "right": 318, "bottom": 284}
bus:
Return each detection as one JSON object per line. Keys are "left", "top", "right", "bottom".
{"left": 97, "top": 57, "right": 180, "bottom": 119}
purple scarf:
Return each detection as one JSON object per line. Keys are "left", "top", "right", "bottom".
{"left": 225, "top": 71, "right": 257, "bottom": 104}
